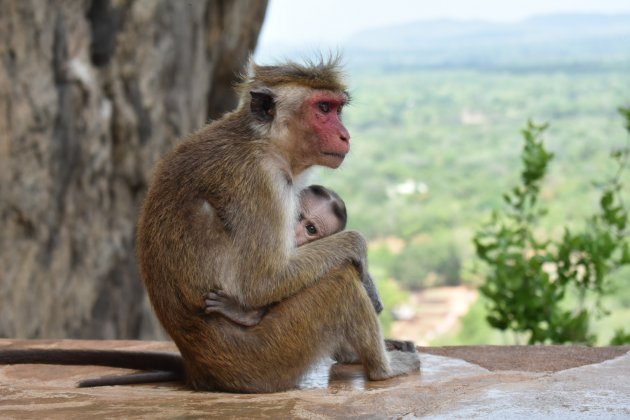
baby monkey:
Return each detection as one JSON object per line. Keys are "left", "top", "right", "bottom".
{"left": 204, "top": 185, "right": 384, "bottom": 326}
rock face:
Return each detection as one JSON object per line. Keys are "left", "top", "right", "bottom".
{"left": 0, "top": 0, "right": 268, "bottom": 339}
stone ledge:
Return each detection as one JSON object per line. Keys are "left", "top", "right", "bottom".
{"left": 1, "top": 339, "right": 628, "bottom": 418}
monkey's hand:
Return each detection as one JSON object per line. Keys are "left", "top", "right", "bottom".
{"left": 204, "top": 290, "right": 266, "bottom": 327}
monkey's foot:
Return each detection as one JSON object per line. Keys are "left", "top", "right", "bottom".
{"left": 332, "top": 345, "right": 361, "bottom": 364}
{"left": 367, "top": 351, "right": 421, "bottom": 381}
{"left": 335, "top": 341, "right": 417, "bottom": 367}
{"left": 384, "top": 339, "right": 416, "bottom": 353}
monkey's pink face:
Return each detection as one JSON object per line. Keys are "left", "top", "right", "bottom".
{"left": 305, "top": 92, "right": 350, "bottom": 169}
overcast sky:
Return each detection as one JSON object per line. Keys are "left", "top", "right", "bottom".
{"left": 257, "top": 0, "right": 630, "bottom": 54}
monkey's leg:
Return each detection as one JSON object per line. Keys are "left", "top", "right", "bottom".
{"left": 334, "top": 272, "right": 412, "bottom": 363}
{"left": 326, "top": 269, "right": 420, "bottom": 380}
{"left": 201, "top": 265, "right": 419, "bottom": 392}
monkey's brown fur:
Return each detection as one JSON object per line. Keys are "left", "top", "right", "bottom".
{"left": 237, "top": 56, "right": 349, "bottom": 96}
{"left": 137, "top": 57, "right": 419, "bottom": 392}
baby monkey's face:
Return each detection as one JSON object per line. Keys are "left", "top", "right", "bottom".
{"left": 295, "top": 194, "right": 344, "bottom": 246}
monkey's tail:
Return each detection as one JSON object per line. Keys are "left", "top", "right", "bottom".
{"left": 0, "top": 348, "right": 185, "bottom": 374}
{"left": 78, "top": 371, "right": 183, "bottom": 387}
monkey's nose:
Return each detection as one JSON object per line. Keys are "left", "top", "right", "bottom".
{"left": 339, "top": 127, "right": 350, "bottom": 143}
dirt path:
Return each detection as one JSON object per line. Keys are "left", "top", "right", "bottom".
{"left": 391, "top": 285, "right": 478, "bottom": 345}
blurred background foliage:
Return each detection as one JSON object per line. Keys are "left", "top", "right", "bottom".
{"left": 302, "top": 14, "right": 630, "bottom": 345}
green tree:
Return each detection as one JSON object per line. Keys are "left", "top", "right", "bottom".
{"left": 473, "top": 111, "right": 630, "bottom": 345}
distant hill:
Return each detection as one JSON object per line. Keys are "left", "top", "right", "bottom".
{"left": 345, "top": 14, "right": 630, "bottom": 69}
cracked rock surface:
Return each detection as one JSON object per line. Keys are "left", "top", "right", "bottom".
{"left": 0, "top": 0, "right": 267, "bottom": 340}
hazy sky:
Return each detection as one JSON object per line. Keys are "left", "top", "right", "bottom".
{"left": 257, "top": 0, "right": 630, "bottom": 52}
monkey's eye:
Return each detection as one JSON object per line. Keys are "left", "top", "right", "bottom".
{"left": 306, "top": 224, "right": 318, "bottom": 235}
{"left": 318, "top": 102, "right": 331, "bottom": 113}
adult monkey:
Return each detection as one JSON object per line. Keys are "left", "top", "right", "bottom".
{"left": 140, "top": 56, "right": 419, "bottom": 392}
{"left": 0, "top": 57, "right": 419, "bottom": 392}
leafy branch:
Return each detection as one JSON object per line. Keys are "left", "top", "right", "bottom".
{"left": 473, "top": 109, "right": 630, "bottom": 344}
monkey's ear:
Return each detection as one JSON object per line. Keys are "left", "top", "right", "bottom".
{"left": 250, "top": 90, "right": 276, "bottom": 122}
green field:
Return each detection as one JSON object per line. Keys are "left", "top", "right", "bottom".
{"left": 303, "top": 19, "right": 630, "bottom": 344}
{"left": 316, "top": 67, "right": 630, "bottom": 281}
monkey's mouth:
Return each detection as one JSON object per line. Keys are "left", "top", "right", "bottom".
{"left": 322, "top": 152, "right": 347, "bottom": 160}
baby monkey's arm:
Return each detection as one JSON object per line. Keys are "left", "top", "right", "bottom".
{"left": 205, "top": 272, "right": 383, "bottom": 328}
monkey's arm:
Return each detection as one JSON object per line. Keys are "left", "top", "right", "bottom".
{"left": 237, "top": 230, "right": 369, "bottom": 308}
{"left": 204, "top": 290, "right": 267, "bottom": 327}
{"left": 206, "top": 272, "right": 380, "bottom": 326}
